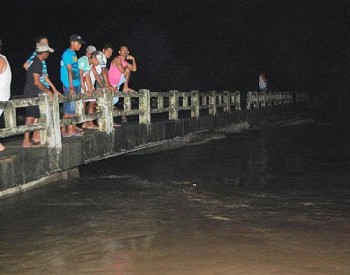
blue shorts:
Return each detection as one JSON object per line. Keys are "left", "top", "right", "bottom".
{"left": 63, "top": 85, "right": 81, "bottom": 115}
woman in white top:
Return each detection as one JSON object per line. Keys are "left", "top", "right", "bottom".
{"left": 0, "top": 39, "right": 12, "bottom": 151}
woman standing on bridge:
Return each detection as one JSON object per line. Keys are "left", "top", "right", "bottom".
{"left": 0, "top": 39, "right": 12, "bottom": 152}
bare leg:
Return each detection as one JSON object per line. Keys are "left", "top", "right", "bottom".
{"left": 122, "top": 69, "right": 134, "bottom": 92}
{"left": 86, "top": 101, "right": 98, "bottom": 128}
{"left": 32, "top": 118, "right": 40, "bottom": 143}
{"left": 23, "top": 116, "right": 35, "bottom": 147}
{"left": 0, "top": 143, "right": 5, "bottom": 152}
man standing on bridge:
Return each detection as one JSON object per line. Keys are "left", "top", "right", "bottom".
{"left": 60, "top": 34, "right": 85, "bottom": 137}
{"left": 0, "top": 39, "right": 12, "bottom": 152}
{"left": 22, "top": 43, "right": 58, "bottom": 148}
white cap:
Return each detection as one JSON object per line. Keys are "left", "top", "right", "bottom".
{"left": 36, "top": 43, "right": 54, "bottom": 53}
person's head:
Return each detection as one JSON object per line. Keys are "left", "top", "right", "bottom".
{"left": 118, "top": 45, "right": 129, "bottom": 57}
{"left": 36, "top": 42, "right": 54, "bottom": 60}
{"left": 36, "top": 35, "right": 49, "bottom": 44}
{"left": 69, "top": 34, "right": 85, "bottom": 51}
{"left": 86, "top": 45, "right": 96, "bottom": 58}
{"left": 102, "top": 43, "right": 113, "bottom": 59}
{"left": 90, "top": 51, "right": 102, "bottom": 66}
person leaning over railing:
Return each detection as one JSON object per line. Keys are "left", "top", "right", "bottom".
{"left": 22, "top": 43, "right": 61, "bottom": 148}
{"left": 0, "top": 39, "right": 12, "bottom": 152}
{"left": 78, "top": 48, "right": 102, "bottom": 129}
{"left": 23, "top": 35, "right": 61, "bottom": 143}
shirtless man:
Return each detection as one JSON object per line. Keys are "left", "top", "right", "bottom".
{"left": 0, "top": 39, "right": 11, "bottom": 152}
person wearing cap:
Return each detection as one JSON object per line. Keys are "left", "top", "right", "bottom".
{"left": 78, "top": 49, "right": 101, "bottom": 129}
{"left": 85, "top": 45, "right": 96, "bottom": 58}
{"left": 23, "top": 43, "right": 58, "bottom": 148}
{"left": 23, "top": 36, "right": 61, "bottom": 143}
{"left": 60, "top": 34, "right": 85, "bottom": 137}
{"left": 0, "top": 39, "right": 12, "bottom": 152}
{"left": 23, "top": 36, "right": 60, "bottom": 95}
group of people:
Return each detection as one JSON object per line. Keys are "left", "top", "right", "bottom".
{"left": 1, "top": 34, "right": 137, "bottom": 149}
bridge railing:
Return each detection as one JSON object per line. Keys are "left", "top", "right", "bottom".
{"left": 246, "top": 91, "right": 309, "bottom": 109}
{"left": 0, "top": 89, "right": 308, "bottom": 147}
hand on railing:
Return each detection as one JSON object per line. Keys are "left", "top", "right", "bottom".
{"left": 52, "top": 88, "right": 62, "bottom": 97}
{"left": 86, "top": 90, "right": 95, "bottom": 97}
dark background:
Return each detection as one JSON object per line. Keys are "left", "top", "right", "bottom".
{"left": 1, "top": 0, "right": 350, "bottom": 99}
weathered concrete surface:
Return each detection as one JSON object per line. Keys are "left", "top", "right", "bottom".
{"left": 0, "top": 104, "right": 310, "bottom": 198}
{"left": 0, "top": 168, "right": 79, "bottom": 198}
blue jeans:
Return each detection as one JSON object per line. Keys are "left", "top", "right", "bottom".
{"left": 63, "top": 85, "right": 81, "bottom": 115}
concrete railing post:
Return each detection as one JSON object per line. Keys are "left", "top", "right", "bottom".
{"left": 169, "top": 90, "right": 179, "bottom": 120}
{"left": 209, "top": 91, "right": 217, "bottom": 116}
{"left": 277, "top": 92, "right": 282, "bottom": 105}
{"left": 272, "top": 92, "right": 278, "bottom": 105}
{"left": 191, "top": 90, "right": 199, "bottom": 118}
{"left": 253, "top": 91, "right": 259, "bottom": 109}
{"left": 223, "top": 91, "right": 231, "bottom": 113}
{"left": 259, "top": 92, "right": 266, "bottom": 108}
{"left": 139, "top": 89, "right": 151, "bottom": 124}
{"left": 246, "top": 91, "right": 252, "bottom": 110}
{"left": 183, "top": 94, "right": 189, "bottom": 107}
{"left": 157, "top": 94, "right": 164, "bottom": 111}
{"left": 234, "top": 91, "right": 241, "bottom": 110}
{"left": 124, "top": 93, "right": 132, "bottom": 115}
{"left": 75, "top": 96, "right": 84, "bottom": 116}
{"left": 38, "top": 93, "right": 62, "bottom": 172}
{"left": 97, "top": 88, "right": 114, "bottom": 134}
{"left": 4, "top": 102, "right": 16, "bottom": 128}
{"left": 38, "top": 93, "right": 62, "bottom": 149}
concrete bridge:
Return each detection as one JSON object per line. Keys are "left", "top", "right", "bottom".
{"left": 0, "top": 89, "right": 310, "bottom": 198}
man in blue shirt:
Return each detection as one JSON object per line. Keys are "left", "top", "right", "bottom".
{"left": 60, "top": 34, "right": 85, "bottom": 137}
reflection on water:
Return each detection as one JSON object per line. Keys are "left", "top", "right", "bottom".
{"left": 0, "top": 121, "right": 350, "bottom": 274}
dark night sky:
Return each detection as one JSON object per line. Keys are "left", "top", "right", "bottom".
{"left": 1, "top": 0, "right": 350, "bottom": 97}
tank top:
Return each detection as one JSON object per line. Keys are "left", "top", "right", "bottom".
{"left": 108, "top": 57, "right": 128, "bottom": 87}
{"left": 0, "top": 54, "right": 11, "bottom": 116}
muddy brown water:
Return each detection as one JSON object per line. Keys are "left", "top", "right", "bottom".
{"left": 0, "top": 120, "right": 349, "bottom": 274}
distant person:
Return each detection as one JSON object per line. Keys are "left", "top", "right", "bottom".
{"left": 23, "top": 43, "right": 59, "bottom": 148}
{"left": 60, "top": 34, "right": 85, "bottom": 137}
{"left": 0, "top": 39, "right": 12, "bottom": 152}
{"left": 259, "top": 72, "right": 268, "bottom": 92}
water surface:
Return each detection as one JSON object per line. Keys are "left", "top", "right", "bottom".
{"left": 0, "top": 121, "right": 349, "bottom": 274}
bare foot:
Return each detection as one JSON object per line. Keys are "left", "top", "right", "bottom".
{"left": 0, "top": 143, "right": 5, "bottom": 152}
{"left": 86, "top": 123, "right": 99, "bottom": 129}
{"left": 123, "top": 88, "right": 136, "bottom": 92}
{"left": 23, "top": 142, "right": 33, "bottom": 148}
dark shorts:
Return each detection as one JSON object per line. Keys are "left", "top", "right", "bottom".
{"left": 26, "top": 105, "right": 40, "bottom": 118}
{"left": 24, "top": 88, "right": 40, "bottom": 118}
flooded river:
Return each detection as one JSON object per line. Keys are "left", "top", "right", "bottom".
{"left": 0, "top": 120, "right": 349, "bottom": 274}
